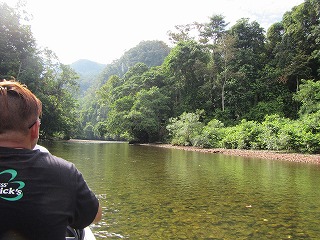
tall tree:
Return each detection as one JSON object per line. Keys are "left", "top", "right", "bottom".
{"left": 163, "top": 41, "right": 210, "bottom": 114}
{"left": 0, "top": 2, "right": 37, "bottom": 79}
{"left": 167, "top": 24, "right": 196, "bottom": 44}
{"left": 272, "top": 0, "right": 320, "bottom": 91}
{"left": 215, "top": 34, "right": 237, "bottom": 112}
{"left": 199, "top": 14, "right": 228, "bottom": 46}
{"left": 38, "top": 50, "right": 80, "bottom": 139}
{"left": 195, "top": 15, "right": 235, "bottom": 113}
{"left": 0, "top": 3, "right": 80, "bottom": 139}
{"left": 227, "top": 18, "right": 267, "bottom": 119}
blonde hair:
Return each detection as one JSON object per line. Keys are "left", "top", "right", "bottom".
{"left": 0, "top": 80, "right": 42, "bottom": 134}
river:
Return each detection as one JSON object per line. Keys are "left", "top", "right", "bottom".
{"left": 41, "top": 140, "right": 320, "bottom": 239}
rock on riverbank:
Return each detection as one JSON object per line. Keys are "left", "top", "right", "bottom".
{"left": 146, "top": 144, "right": 320, "bottom": 164}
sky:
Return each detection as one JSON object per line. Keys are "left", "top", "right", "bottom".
{"left": 3, "top": 0, "right": 304, "bottom": 65}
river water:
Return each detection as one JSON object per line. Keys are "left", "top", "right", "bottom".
{"left": 41, "top": 141, "right": 320, "bottom": 239}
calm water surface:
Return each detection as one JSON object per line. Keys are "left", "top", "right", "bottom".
{"left": 41, "top": 141, "right": 320, "bottom": 239}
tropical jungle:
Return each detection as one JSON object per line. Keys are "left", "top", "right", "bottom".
{"left": 1, "top": 0, "right": 320, "bottom": 153}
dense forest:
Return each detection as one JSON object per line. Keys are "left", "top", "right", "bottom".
{"left": 1, "top": 0, "right": 320, "bottom": 153}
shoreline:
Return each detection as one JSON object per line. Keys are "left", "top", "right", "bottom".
{"left": 145, "top": 144, "right": 320, "bottom": 164}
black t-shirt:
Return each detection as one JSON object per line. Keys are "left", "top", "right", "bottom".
{"left": 0, "top": 147, "right": 99, "bottom": 240}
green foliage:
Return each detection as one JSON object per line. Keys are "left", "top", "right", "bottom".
{"left": 38, "top": 62, "right": 80, "bottom": 139}
{"left": 83, "top": 123, "right": 95, "bottom": 140}
{"left": 3, "top": 0, "right": 320, "bottom": 153}
{"left": 258, "top": 115, "right": 293, "bottom": 150}
{"left": 166, "top": 110, "right": 205, "bottom": 146}
{"left": 96, "top": 40, "right": 170, "bottom": 89}
{"left": 199, "top": 14, "right": 228, "bottom": 46}
{"left": 243, "top": 99, "right": 285, "bottom": 122}
{"left": 220, "top": 119, "right": 262, "bottom": 149}
{"left": 127, "top": 87, "right": 170, "bottom": 142}
{"left": 297, "top": 111, "right": 320, "bottom": 153}
{"left": 83, "top": 1, "right": 320, "bottom": 149}
{"left": 271, "top": 0, "right": 320, "bottom": 91}
{"left": 105, "top": 95, "right": 135, "bottom": 140}
{"left": 123, "top": 41, "right": 171, "bottom": 68}
{"left": 0, "top": 3, "right": 80, "bottom": 140}
{"left": 104, "top": 87, "right": 170, "bottom": 142}
{"left": 98, "top": 62, "right": 171, "bottom": 142}
{"left": 76, "top": 41, "right": 171, "bottom": 135}
{"left": 163, "top": 41, "right": 210, "bottom": 113}
{"left": 226, "top": 18, "right": 268, "bottom": 119}
{"left": 200, "top": 119, "right": 224, "bottom": 148}
{"left": 293, "top": 79, "right": 320, "bottom": 115}
{"left": 0, "top": 2, "right": 37, "bottom": 79}
{"left": 257, "top": 113, "right": 320, "bottom": 153}
{"left": 167, "top": 111, "right": 320, "bottom": 153}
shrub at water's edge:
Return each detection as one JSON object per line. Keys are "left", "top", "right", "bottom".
{"left": 166, "top": 80, "right": 320, "bottom": 154}
{"left": 166, "top": 111, "right": 320, "bottom": 154}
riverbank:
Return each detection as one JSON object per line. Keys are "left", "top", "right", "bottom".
{"left": 146, "top": 144, "right": 320, "bottom": 164}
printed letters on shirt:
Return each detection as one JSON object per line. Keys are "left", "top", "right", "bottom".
{"left": 0, "top": 169, "right": 25, "bottom": 201}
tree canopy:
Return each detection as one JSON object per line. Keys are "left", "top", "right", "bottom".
{"left": 2, "top": 0, "right": 320, "bottom": 153}
{"left": 0, "top": 2, "right": 79, "bottom": 139}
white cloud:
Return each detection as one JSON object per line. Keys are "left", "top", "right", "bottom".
{"left": 2, "top": 0, "right": 304, "bottom": 64}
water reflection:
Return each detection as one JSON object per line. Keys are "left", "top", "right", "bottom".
{"left": 41, "top": 141, "right": 320, "bottom": 239}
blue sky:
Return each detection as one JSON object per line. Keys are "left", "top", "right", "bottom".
{"left": 3, "top": 0, "right": 304, "bottom": 64}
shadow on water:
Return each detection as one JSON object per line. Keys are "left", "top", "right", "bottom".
{"left": 41, "top": 141, "right": 320, "bottom": 239}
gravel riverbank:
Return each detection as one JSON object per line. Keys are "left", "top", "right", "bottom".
{"left": 145, "top": 144, "right": 320, "bottom": 164}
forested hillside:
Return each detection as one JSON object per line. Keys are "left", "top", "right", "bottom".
{"left": 70, "top": 59, "right": 106, "bottom": 94}
{"left": 79, "top": 0, "right": 320, "bottom": 153}
{"left": 1, "top": 0, "right": 319, "bottom": 153}
{"left": 77, "top": 40, "right": 171, "bottom": 139}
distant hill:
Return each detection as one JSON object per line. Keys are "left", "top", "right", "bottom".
{"left": 71, "top": 40, "right": 171, "bottom": 94}
{"left": 71, "top": 59, "right": 106, "bottom": 76}
{"left": 97, "top": 40, "right": 171, "bottom": 87}
{"left": 70, "top": 59, "right": 106, "bottom": 94}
